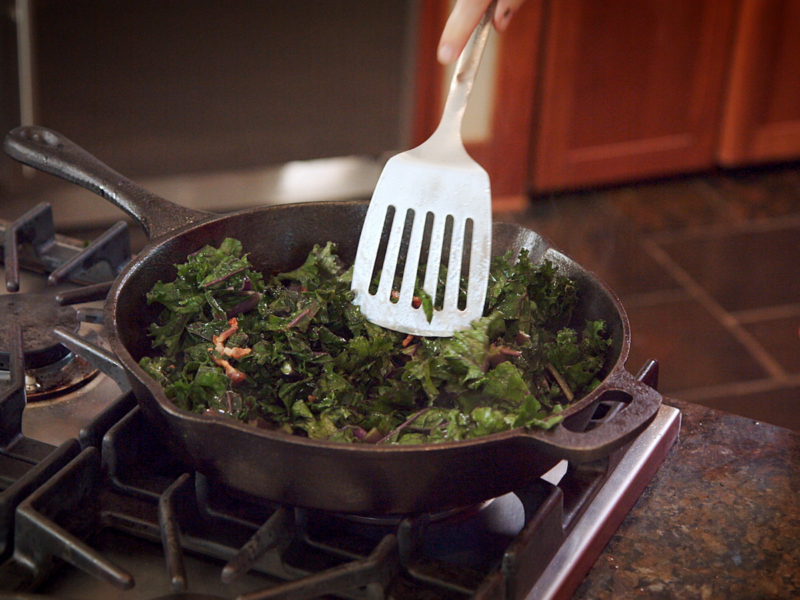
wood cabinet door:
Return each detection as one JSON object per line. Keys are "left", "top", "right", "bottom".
{"left": 531, "top": 0, "right": 737, "bottom": 192}
{"left": 718, "top": 0, "right": 800, "bottom": 166}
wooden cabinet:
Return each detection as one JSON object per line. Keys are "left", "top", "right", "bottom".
{"left": 413, "top": 0, "right": 800, "bottom": 197}
{"left": 530, "top": 0, "right": 738, "bottom": 192}
{"left": 718, "top": 0, "right": 800, "bottom": 165}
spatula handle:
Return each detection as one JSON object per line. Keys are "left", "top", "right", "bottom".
{"left": 435, "top": 0, "right": 497, "bottom": 144}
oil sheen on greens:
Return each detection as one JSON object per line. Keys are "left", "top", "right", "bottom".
{"left": 139, "top": 238, "right": 611, "bottom": 444}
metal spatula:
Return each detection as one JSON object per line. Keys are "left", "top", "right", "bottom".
{"left": 351, "top": 3, "right": 494, "bottom": 337}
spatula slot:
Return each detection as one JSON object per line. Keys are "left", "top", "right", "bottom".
{"left": 361, "top": 207, "right": 481, "bottom": 322}
{"left": 434, "top": 214, "right": 454, "bottom": 310}
{"left": 367, "top": 205, "right": 396, "bottom": 296}
{"left": 413, "top": 211, "right": 435, "bottom": 304}
{"left": 458, "top": 218, "right": 474, "bottom": 311}
{"left": 389, "top": 208, "right": 417, "bottom": 303}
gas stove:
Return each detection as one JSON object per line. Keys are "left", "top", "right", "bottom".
{"left": 0, "top": 204, "right": 680, "bottom": 600}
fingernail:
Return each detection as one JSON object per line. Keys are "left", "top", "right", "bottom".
{"left": 498, "top": 8, "right": 512, "bottom": 31}
{"left": 438, "top": 43, "right": 457, "bottom": 65}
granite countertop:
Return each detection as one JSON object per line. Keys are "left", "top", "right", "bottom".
{"left": 573, "top": 398, "right": 800, "bottom": 599}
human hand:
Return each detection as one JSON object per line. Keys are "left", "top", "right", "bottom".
{"left": 437, "top": 0, "right": 528, "bottom": 64}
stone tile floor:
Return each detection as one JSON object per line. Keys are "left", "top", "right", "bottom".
{"left": 494, "top": 163, "right": 800, "bottom": 433}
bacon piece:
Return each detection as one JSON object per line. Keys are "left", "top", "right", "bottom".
{"left": 220, "top": 346, "right": 251, "bottom": 359}
{"left": 211, "top": 317, "right": 252, "bottom": 359}
{"left": 214, "top": 317, "right": 239, "bottom": 345}
{"left": 211, "top": 355, "right": 247, "bottom": 385}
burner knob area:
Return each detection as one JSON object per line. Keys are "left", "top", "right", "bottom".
{"left": 0, "top": 292, "right": 80, "bottom": 369}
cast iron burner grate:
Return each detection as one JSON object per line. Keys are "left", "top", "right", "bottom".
{"left": 2, "top": 203, "right": 131, "bottom": 292}
{"left": 0, "top": 203, "right": 131, "bottom": 399}
{"left": 0, "top": 362, "right": 662, "bottom": 600}
{"left": 0, "top": 206, "right": 132, "bottom": 572}
{"left": 0, "top": 209, "right": 679, "bottom": 600}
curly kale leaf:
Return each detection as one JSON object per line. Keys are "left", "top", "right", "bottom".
{"left": 138, "top": 238, "right": 612, "bottom": 444}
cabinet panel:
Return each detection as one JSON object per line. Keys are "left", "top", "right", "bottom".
{"left": 531, "top": 0, "right": 737, "bottom": 192}
{"left": 719, "top": 0, "right": 800, "bottom": 165}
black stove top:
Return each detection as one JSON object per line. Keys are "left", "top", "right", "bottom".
{"left": 0, "top": 206, "right": 680, "bottom": 600}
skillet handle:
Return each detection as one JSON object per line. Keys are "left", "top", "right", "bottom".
{"left": 4, "top": 126, "right": 210, "bottom": 239}
{"left": 522, "top": 360, "right": 663, "bottom": 463}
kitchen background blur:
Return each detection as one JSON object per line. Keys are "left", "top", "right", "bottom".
{"left": 1, "top": 0, "right": 799, "bottom": 430}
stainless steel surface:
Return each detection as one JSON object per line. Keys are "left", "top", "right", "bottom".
{"left": 18, "top": 396, "right": 680, "bottom": 600}
{"left": 1, "top": 1, "right": 417, "bottom": 188}
{"left": 0, "top": 205, "right": 675, "bottom": 599}
{"left": 351, "top": 2, "right": 494, "bottom": 337}
{"left": 528, "top": 404, "right": 682, "bottom": 600}
{"left": 3, "top": 155, "right": 385, "bottom": 230}
{"left": 21, "top": 362, "right": 121, "bottom": 446}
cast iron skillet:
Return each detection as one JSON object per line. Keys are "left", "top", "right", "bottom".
{"left": 4, "top": 126, "right": 662, "bottom": 515}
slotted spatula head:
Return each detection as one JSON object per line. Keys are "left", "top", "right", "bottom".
{"left": 351, "top": 3, "right": 495, "bottom": 337}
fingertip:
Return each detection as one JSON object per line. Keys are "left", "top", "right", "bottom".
{"left": 495, "top": 6, "right": 513, "bottom": 32}
{"left": 437, "top": 43, "right": 458, "bottom": 65}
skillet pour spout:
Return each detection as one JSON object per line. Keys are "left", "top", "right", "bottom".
{"left": 4, "top": 126, "right": 662, "bottom": 515}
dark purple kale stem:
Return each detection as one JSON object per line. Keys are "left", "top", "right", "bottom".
{"left": 377, "top": 408, "right": 431, "bottom": 444}
{"left": 335, "top": 425, "right": 368, "bottom": 440}
{"left": 226, "top": 292, "right": 262, "bottom": 318}
{"left": 286, "top": 308, "right": 311, "bottom": 330}
{"left": 285, "top": 301, "right": 318, "bottom": 330}
{"left": 203, "top": 266, "right": 247, "bottom": 288}
{"left": 486, "top": 344, "right": 523, "bottom": 369}
{"left": 546, "top": 363, "right": 574, "bottom": 402}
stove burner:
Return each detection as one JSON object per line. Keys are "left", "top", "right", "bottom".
{"left": 0, "top": 291, "right": 100, "bottom": 400}
{"left": 20, "top": 351, "right": 101, "bottom": 401}
{"left": 0, "top": 292, "right": 80, "bottom": 370}
{"left": 340, "top": 501, "right": 490, "bottom": 527}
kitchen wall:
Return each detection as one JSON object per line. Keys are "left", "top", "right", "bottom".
{"left": 1, "top": 0, "right": 422, "bottom": 226}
